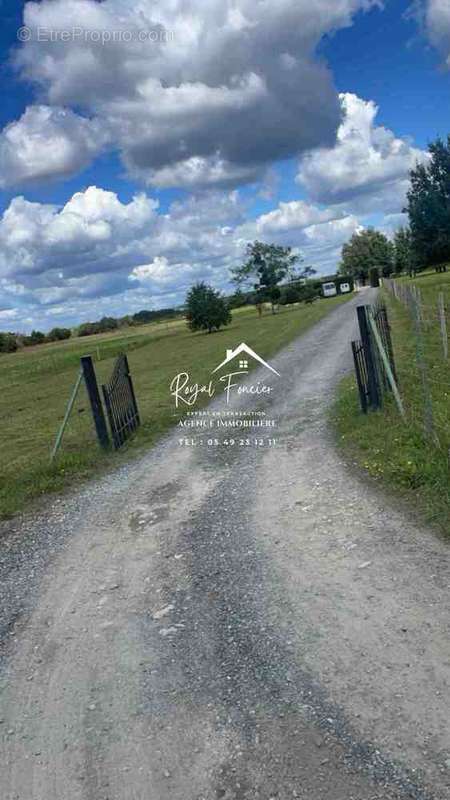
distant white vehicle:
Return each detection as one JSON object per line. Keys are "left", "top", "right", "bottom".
{"left": 322, "top": 281, "right": 337, "bottom": 298}
{"left": 339, "top": 282, "right": 351, "bottom": 294}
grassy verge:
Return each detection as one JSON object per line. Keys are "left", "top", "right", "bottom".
{"left": 333, "top": 270, "right": 450, "bottom": 534}
{"left": 333, "top": 377, "right": 450, "bottom": 532}
{"left": 0, "top": 295, "right": 351, "bottom": 519}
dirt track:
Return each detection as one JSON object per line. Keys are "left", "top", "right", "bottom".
{"left": 1, "top": 290, "right": 449, "bottom": 800}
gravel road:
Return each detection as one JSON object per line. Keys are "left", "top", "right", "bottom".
{"left": 1, "top": 290, "right": 449, "bottom": 800}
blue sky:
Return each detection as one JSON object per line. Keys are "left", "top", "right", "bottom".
{"left": 0, "top": 0, "right": 448, "bottom": 330}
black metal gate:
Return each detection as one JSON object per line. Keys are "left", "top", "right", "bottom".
{"left": 351, "top": 340, "right": 370, "bottom": 413}
{"left": 102, "top": 354, "right": 140, "bottom": 449}
{"left": 351, "top": 303, "right": 398, "bottom": 414}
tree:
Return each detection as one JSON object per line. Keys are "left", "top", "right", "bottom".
{"left": 267, "top": 285, "right": 281, "bottom": 311}
{"left": 228, "top": 289, "right": 248, "bottom": 310}
{"left": 298, "top": 283, "right": 321, "bottom": 304}
{"left": 48, "top": 327, "right": 71, "bottom": 341}
{"left": 29, "top": 329, "right": 46, "bottom": 345}
{"left": 281, "top": 285, "right": 301, "bottom": 305}
{"left": 98, "top": 316, "right": 119, "bottom": 332}
{"left": 369, "top": 267, "right": 380, "bottom": 288}
{"left": 232, "top": 241, "right": 313, "bottom": 314}
{"left": 393, "top": 227, "right": 414, "bottom": 276}
{"left": 406, "top": 136, "right": 450, "bottom": 271}
{"left": 78, "top": 322, "right": 100, "bottom": 337}
{"left": 339, "top": 228, "right": 394, "bottom": 282}
{"left": 0, "top": 332, "right": 17, "bottom": 353}
{"left": 185, "top": 282, "right": 232, "bottom": 334}
{"left": 132, "top": 308, "right": 178, "bottom": 325}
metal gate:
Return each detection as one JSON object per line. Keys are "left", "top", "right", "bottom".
{"left": 102, "top": 354, "right": 140, "bottom": 449}
{"left": 351, "top": 340, "right": 370, "bottom": 413}
{"left": 351, "top": 303, "right": 398, "bottom": 414}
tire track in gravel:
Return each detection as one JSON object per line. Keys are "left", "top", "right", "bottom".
{"left": 1, "top": 290, "right": 449, "bottom": 800}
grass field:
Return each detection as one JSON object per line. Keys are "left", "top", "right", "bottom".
{"left": 0, "top": 295, "right": 350, "bottom": 519}
{"left": 333, "top": 269, "right": 450, "bottom": 533}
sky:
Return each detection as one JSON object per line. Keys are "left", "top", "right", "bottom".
{"left": 0, "top": 0, "right": 448, "bottom": 331}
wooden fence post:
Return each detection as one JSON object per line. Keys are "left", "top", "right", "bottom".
{"left": 438, "top": 292, "right": 448, "bottom": 360}
{"left": 411, "top": 295, "right": 435, "bottom": 441}
{"left": 367, "top": 310, "right": 405, "bottom": 419}
{"left": 50, "top": 370, "right": 83, "bottom": 463}
{"left": 81, "top": 356, "right": 110, "bottom": 450}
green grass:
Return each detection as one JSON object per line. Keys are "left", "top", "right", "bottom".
{"left": 0, "top": 295, "right": 350, "bottom": 519}
{"left": 394, "top": 266, "right": 450, "bottom": 299}
{"left": 333, "top": 269, "right": 450, "bottom": 534}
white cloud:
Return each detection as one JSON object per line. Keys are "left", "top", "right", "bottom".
{"left": 0, "top": 187, "right": 159, "bottom": 281}
{"left": 281, "top": 214, "right": 361, "bottom": 273}
{"left": 0, "top": 308, "right": 19, "bottom": 321}
{"left": 425, "top": 0, "right": 450, "bottom": 65}
{"left": 7, "top": 0, "right": 382, "bottom": 189}
{"left": 297, "top": 93, "right": 426, "bottom": 214}
{"left": 130, "top": 256, "right": 174, "bottom": 285}
{"left": 255, "top": 201, "right": 345, "bottom": 235}
{"left": 129, "top": 256, "right": 212, "bottom": 292}
{"left": 0, "top": 184, "right": 367, "bottom": 329}
{"left": 0, "top": 106, "right": 106, "bottom": 188}
{"left": 132, "top": 155, "right": 262, "bottom": 190}
{"left": 0, "top": 186, "right": 244, "bottom": 303}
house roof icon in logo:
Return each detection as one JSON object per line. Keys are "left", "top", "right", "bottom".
{"left": 212, "top": 342, "right": 280, "bottom": 376}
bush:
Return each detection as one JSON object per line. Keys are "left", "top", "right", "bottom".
{"left": 132, "top": 308, "right": 180, "bottom": 324}
{"left": 0, "top": 332, "right": 18, "bottom": 353}
{"left": 29, "top": 330, "right": 46, "bottom": 345}
{"left": 48, "top": 327, "right": 71, "bottom": 342}
{"left": 186, "top": 282, "right": 232, "bottom": 333}
{"left": 299, "top": 284, "right": 321, "bottom": 304}
{"left": 98, "top": 316, "right": 119, "bottom": 332}
{"left": 281, "top": 285, "right": 301, "bottom": 305}
{"left": 78, "top": 322, "right": 100, "bottom": 337}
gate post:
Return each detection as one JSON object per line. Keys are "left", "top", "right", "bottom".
{"left": 81, "top": 356, "right": 110, "bottom": 450}
{"left": 357, "top": 305, "right": 381, "bottom": 411}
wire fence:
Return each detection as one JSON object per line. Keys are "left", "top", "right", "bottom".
{"left": 382, "top": 279, "right": 450, "bottom": 451}
{"left": 0, "top": 363, "right": 99, "bottom": 464}
{"left": 0, "top": 324, "right": 180, "bottom": 473}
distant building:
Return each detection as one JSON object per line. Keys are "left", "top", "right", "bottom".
{"left": 320, "top": 275, "right": 354, "bottom": 297}
{"left": 322, "top": 282, "right": 337, "bottom": 298}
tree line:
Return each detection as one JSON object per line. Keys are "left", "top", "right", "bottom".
{"left": 0, "top": 307, "right": 183, "bottom": 353}
{"left": 339, "top": 135, "right": 450, "bottom": 282}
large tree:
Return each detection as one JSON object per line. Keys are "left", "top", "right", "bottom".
{"left": 339, "top": 228, "right": 394, "bottom": 282}
{"left": 232, "top": 241, "right": 315, "bottom": 313}
{"left": 406, "top": 136, "right": 450, "bottom": 271}
{"left": 393, "top": 227, "right": 414, "bottom": 276}
{"left": 185, "top": 282, "right": 232, "bottom": 334}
